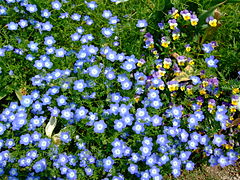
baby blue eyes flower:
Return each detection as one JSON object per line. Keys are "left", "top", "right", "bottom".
{"left": 26, "top": 4, "right": 38, "bottom": 13}
{"left": 73, "top": 79, "right": 87, "bottom": 92}
{"left": 94, "top": 120, "right": 107, "bottom": 133}
{"left": 128, "top": 164, "right": 138, "bottom": 174}
{"left": 28, "top": 41, "right": 39, "bottom": 52}
{"left": 60, "top": 132, "right": 71, "bottom": 143}
{"left": 71, "top": 33, "right": 81, "bottom": 41}
{"left": 18, "top": 19, "right": 28, "bottom": 28}
{"left": 7, "top": 22, "right": 18, "bottom": 30}
{"left": 102, "top": 10, "right": 112, "bottom": 19}
{"left": 136, "top": 19, "right": 148, "bottom": 28}
{"left": 20, "top": 95, "right": 33, "bottom": 107}
{"left": 55, "top": 48, "right": 66, "bottom": 57}
{"left": 44, "top": 36, "right": 56, "bottom": 46}
{"left": 33, "top": 159, "right": 47, "bottom": 173}
{"left": 205, "top": 56, "right": 219, "bottom": 68}
{"left": 71, "top": 13, "right": 81, "bottom": 21}
{"left": 86, "top": 1, "right": 98, "bottom": 10}
{"left": 20, "top": 134, "right": 31, "bottom": 145}
{"left": 121, "top": 61, "right": 136, "bottom": 72}
{"left": 42, "top": 21, "right": 53, "bottom": 31}
{"left": 88, "top": 65, "right": 101, "bottom": 77}
{"left": 38, "top": 138, "right": 51, "bottom": 150}
{"left": 202, "top": 43, "right": 214, "bottom": 53}
{"left": 0, "top": 123, "right": 6, "bottom": 135}
{"left": 102, "top": 27, "right": 114, "bottom": 38}
{"left": 213, "top": 134, "right": 226, "bottom": 147}
{"left": 41, "top": 9, "right": 51, "bottom": 18}
{"left": 52, "top": 0, "right": 62, "bottom": 10}
{"left": 190, "top": 76, "right": 201, "bottom": 85}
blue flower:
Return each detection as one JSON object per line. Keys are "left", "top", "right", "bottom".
{"left": 56, "top": 95, "right": 68, "bottom": 106}
{"left": 38, "top": 138, "right": 51, "bottom": 150}
{"left": 55, "top": 48, "right": 66, "bottom": 57}
{"left": 20, "top": 134, "right": 31, "bottom": 145}
{"left": 44, "top": 36, "right": 56, "bottom": 46}
{"left": 61, "top": 108, "right": 74, "bottom": 120}
{"left": 88, "top": 65, "right": 101, "bottom": 77}
{"left": 42, "top": 21, "right": 53, "bottom": 31}
{"left": 190, "top": 76, "right": 201, "bottom": 85}
{"left": 213, "top": 134, "right": 226, "bottom": 147}
{"left": 75, "top": 106, "right": 88, "bottom": 120}
{"left": 121, "top": 61, "right": 136, "bottom": 72}
{"left": 94, "top": 120, "right": 107, "bottom": 133}
{"left": 26, "top": 4, "right": 37, "bottom": 13}
{"left": 202, "top": 43, "right": 214, "bottom": 53}
{"left": 102, "top": 27, "right": 114, "bottom": 38}
{"left": 86, "top": 1, "right": 98, "bottom": 10}
{"left": 128, "top": 164, "right": 138, "bottom": 174}
{"left": 73, "top": 79, "right": 87, "bottom": 92}
{"left": 51, "top": 0, "right": 62, "bottom": 10}
{"left": 28, "top": 41, "right": 39, "bottom": 52}
{"left": 66, "top": 169, "right": 77, "bottom": 180}
{"left": 136, "top": 20, "right": 148, "bottom": 28}
{"left": 8, "top": 22, "right": 18, "bottom": 30}
{"left": 114, "top": 119, "right": 126, "bottom": 132}
{"left": 0, "top": 123, "right": 6, "bottom": 135}
{"left": 112, "top": 146, "right": 123, "bottom": 158}
{"left": 102, "top": 10, "right": 112, "bottom": 19}
{"left": 103, "top": 156, "right": 114, "bottom": 170}
{"left": 9, "top": 168, "right": 18, "bottom": 176}
{"left": 121, "top": 80, "right": 132, "bottom": 90}
{"left": 18, "top": 19, "right": 28, "bottom": 28}
{"left": 132, "top": 122, "right": 145, "bottom": 134}
{"left": 205, "top": 56, "right": 219, "bottom": 68}
{"left": 33, "top": 159, "right": 47, "bottom": 173}
{"left": 41, "top": 9, "right": 51, "bottom": 18}
{"left": 172, "top": 168, "right": 181, "bottom": 178}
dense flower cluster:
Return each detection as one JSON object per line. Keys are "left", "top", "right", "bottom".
{"left": 0, "top": 0, "right": 239, "bottom": 180}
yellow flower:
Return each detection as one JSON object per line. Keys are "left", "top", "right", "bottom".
{"left": 209, "top": 19, "right": 218, "bottom": 27}
{"left": 149, "top": 44, "right": 154, "bottom": 49}
{"left": 199, "top": 89, "right": 206, "bottom": 95}
{"left": 231, "top": 100, "right": 238, "bottom": 106}
{"left": 202, "top": 81, "right": 208, "bottom": 87}
{"left": 189, "top": 60, "right": 194, "bottom": 65}
{"left": 159, "top": 85, "right": 165, "bottom": 90}
{"left": 137, "top": 62, "right": 143, "bottom": 67}
{"left": 172, "top": 34, "right": 180, "bottom": 40}
{"left": 180, "top": 86, "right": 185, "bottom": 91}
{"left": 232, "top": 88, "right": 239, "bottom": 94}
{"left": 156, "top": 64, "right": 162, "bottom": 69}
{"left": 186, "top": 47, "right": 191, "bottom": 52}
{"left": 161, "top": 42, "right": 169, "bottom": 48}
{"left": 163, "top": 63, "right": 170, "bottom": 69}
{"left": 183, "top": 15, "right": 191, "bottom": 21}
{"left": 224, "top": 144, "right": 233, "bottom": 150}
{"left": 191, "top": 20, "right": 198, "bottom": 26}
{"left": 153, "top": 50, "right": 158, "bottom": 55}
{"left": 173, "top": 13, "right": 180, "bottom": 19}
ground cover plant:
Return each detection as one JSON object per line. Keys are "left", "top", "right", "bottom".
{"left": 0, "top": 0, "right": 239, "bottom": 179}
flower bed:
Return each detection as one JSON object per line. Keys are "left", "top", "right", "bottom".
{"left": 0, "top": 0, "right": 239, "bottom": 179}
